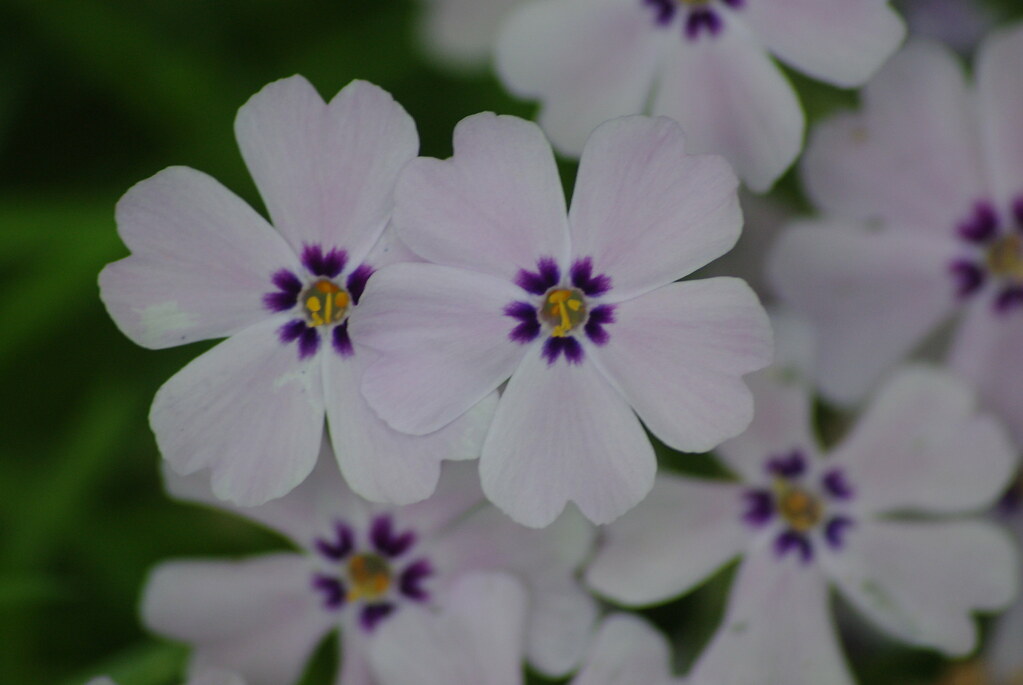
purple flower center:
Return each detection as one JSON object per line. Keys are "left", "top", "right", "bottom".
{"left": 263, "top": 244, "right": 375, "bottom": 360}
{"left": 310, "top": 514, "right": 433, "bottom": 633}
{"left": 949, "top": 196, "right": 1023, "bottom": 315}
{"left": 643, "top": 0, "right": 744, "bottom": 40}
{"left": 741, "top": 449, "right": 857, "bottom": 564}
{"left": 505, "top": 257, "right": 615, "bottom": 365}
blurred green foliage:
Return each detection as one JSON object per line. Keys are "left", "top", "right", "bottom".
{"left": 0, "top": 1, "right": 1020, "bottom": 684}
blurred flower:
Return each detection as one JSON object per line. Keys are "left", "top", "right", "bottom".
{"left": 100, "top": 75, "right": 494, "bottom": 507}
{"left": 494, "top": 0, "right": 905, "bottom": 191}
{"left": 350, "top": 113, "right": 772, "bottom": 527}
{"left": 770, "top": 27, "right": 1023, "bottom": 446}
{"left": 586, "top": 363, "right": 1019, "bottom": 685}
{"left": 988, "top": 474, "right": 1023, "bottom": 684}
{"left": 416, "top": 0, "right": 524, "bottom": 70}
{"left": 142, "top": 449, "right": 597, "bottom": 685}
{"left": 87, "top": 670, "right": 245, "bottom": 685}
{"left": 895, "top": 0, "right": 994, "bottom": 53}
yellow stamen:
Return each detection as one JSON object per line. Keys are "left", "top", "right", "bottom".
{"left": 346, "top": 553, "right": 391, "bottom": 602}
{"left": 987, "top": 234, "right": 1023, "bottom": 281}
{"left": 542, "top": 288, "right": 587, "bottom": 337}
{"left": 773, "top": 480, "right": 824, "bottom": 533}
{"left": 302, "top": 279, "right": 350, "bottom": 327}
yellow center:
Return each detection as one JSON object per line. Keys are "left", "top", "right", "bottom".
{"left": 542, "top": 289, "right": 587, "bottom": 337}
{"left": 303, "top": 279, "right": 350, "bottom": 327}
{"left": 346, "top": 554, "right": 391, "bottom": 602}
{"left": 774, "top": 482, "right": 824, "bottom": 533}
{"left": 987, "top": 234, "right": 1023, "bottom": 281}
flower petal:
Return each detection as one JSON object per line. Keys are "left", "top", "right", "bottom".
{"left": 989, "top": 567, "right": 1023, "bottom": 682}
{"left": 691, "top": 546, "right": 854, "bottom": 685}
{"left": 151, "top": 317, "right": 325, "bottom": 506}
{"left": 235, "top": 77, "right": 418, "bottom": 262}
{"left": 826, "top": 519, "right": 1019, "bottom": 655}
{"left": 830, "top": 366, "right": 1018, "bottom": 515}
{"left": 480, "top": 345, "right": 656, "bottom": 527}
{"left": 976, "top": 24, "right": 1023, "bottom": 208}
{"left": 369, "top": 573, "right": 528, "bottom": 685}
{"left": 141, "top": 555, "right": 332, "bottom": 685}
{"left": 392, "top": 113, "right": 569, "bottom": 281}
{"left": 801, "top": 41, "right": 985, "bottom": 233}
{"left": 948, "top": 300, "right": 1023, "bottom": 446}
{"left": 391, "top": 460, "right": 488, "bottom": 536}
{"left": 568, "top": 116, "right": 741, "bottom": 301}
{"left": 591, "top": 278, "right": 772, "bottom": 454}
{"left": 652, "top": 23, "right": 803, "bottom": 192}
{"left": 351, "top": 262, "right": 526, "bottom": 435}
{"left": 494, "top": 0, "right": 663, "bottom": 156}
{"left": 419, "top": 0, "right": 521, "bottom": 70}
{"left": 336, "top": 629, "right": 374, "bottom": 685}
{"left": 99, "top": 166, "right": 300, "bottom": 348}
{"left": 768, "top": 220, "right": 955, "bottom": 404}
{"left": 586, "top": 474, "right": 750, "bottom": 606}
{"left": 572, "top": 614, "right": 676, "bottom": 685}
{"left": 324, "top": 351, "right": 496, "bottom": 505}
{"left": 743, "top": 0, "right": 904, "bottom": 87}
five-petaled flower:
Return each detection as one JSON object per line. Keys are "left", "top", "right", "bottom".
{"left": 349, "top": 113, "right": 772, "bottom": 527}
{"left": 586, "top": 362, "right": 1020, "bottom": 685}
{"left": 100, "top": 76, "right": 495, "bottom": 507}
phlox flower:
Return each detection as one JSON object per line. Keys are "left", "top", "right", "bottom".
{"left": 99, "top": 75, "right": 494, "bottom": 507}
{"left": 87, "top": 671, "right": 244, "bottom": 685}
{"left": 142, "top": 447, "right": 597, "bottom": 685}
{"left": 769, "top": 27, "right": 1023, "bottom": 445}
{"left": 493, "top": 0, "right": 905, "bottom": 191}
{"left": 373, "top": 584, "right": 684, "bottom": 685}
{"left": 989, "top": 476, "right": 1023, "bottom": 684}
{"left": 349, "top": 113, "right": 772, "bottom": 527}
{"left": 586, "top": 363, "right": 1020, "bottom": 685}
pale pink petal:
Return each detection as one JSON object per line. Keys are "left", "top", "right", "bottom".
{"left": 768, "top": 220, "right": 955, "bottom": 404}
{"left": 393, "top": 460, "right": 487, "bottom": 536}
{"left": 898, "top": 0, "right": 993, "bottom": 54}
{"left": 369, "top": 573, "right": 527, "bottom": 685}
{"left": 826, "top": 519, "right": 1019, "bottom": 655}
{"left": 976, "top": 24, "right": 1023, "bottom": 207}
{"left": 150, "top": 317, "right": 325, "bottom": 506}
{"left": 743, "top": 0, "right": 904, "bottom": 87}
{"left": 830, "top": 366, "right": 1018, "bottom": 514}
{"left": 948, "top": 301, "right": 1023, "bottom": 447}
{"left": 480, "top": 346, "right": 656, "bottom": 527}
{"left": 189, "top": 671, "right": 247, "bottom": 685}
{"left": 361, "top": 223, "right": 422, "bottom": 270}
{"left": 586, "top": 474, "right": 750, "bottom": 606}
{"left": 351, "top": 263, "right": 526, "bottom": 435}
{"left": 235, "top": 77, "right": 418, "bottom": 262}
{"left": 419, "top": 0, "right": 521, "bottom": 70}
{"left": 336, "top": 629, "right": 374, "bottom": 685}
{"left": 495, "top": 0, "right": 663, "bottom": 156}
{"left": 392, "top": 113, "right": 569, "bottom": 280}
{"left": 568, "top": 116, "right": 741, "bottom": 301}
{"left": 691, "top": 548, "right": 854, "bottom": 685}
{"left": 715, "top": 368, "right": 819, "bottom": 483}
{"left": 591, "top": 278, "right": 772, "bottom": 454}
{"left": 989, "top": 562, "right": 1023, "bottom": 682}
{"left": 524, "top": 581, "right": 599, "bottom": 677}
{"left": 141, "top": 555, "right": 332, "bottom": 685}
{"left": 653, "top": 23, "right": 803, "bottom": 192}
{"left": 572, "top": 614, "right": 676, "bottom": 685}
{"left": 99, "top": 166, "right": 299, "bottom": 349}
{"left": 801, "top": 41, "right": 985, "bottom": 232}
{"left": 324, "top": 351, "right": 496, "bottom": 505}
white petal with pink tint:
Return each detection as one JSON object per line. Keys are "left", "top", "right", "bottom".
{"left": 976, "top": 24, "right": 1023, "bottom": 207}
{"left": 100, "top": 166, "right": 300, "bottom": 349}
{"left": 592, "top": 278, "right": 772, "bottom": 454}
{"left": 572, "top": 614, "right": 678, "bottom": 685}
{"left": 768, "top": 220, "right": 954, "bottom": 404}
{"left": 480, "top": 346, "right": 655, "bottom": 527}
{"left": 324, "top": 351, "right": 496, "bottom": 505}
{"left": 830, "top": 366, "right": 1018, "bottom": 515}
{"left": 801, "top": 41, "right": 984, "bottom": 233}
{"left": 150, "top": 317, "right": 325, "bottom": 506}
{"left": 351, "top": 262, "right": 525, "bottom": 435}
{"left": 948, "top": 301, "right": 1023, "bottom": 446}
{"left": 691, "top": 547, "right": 854, "bottom": 685}
{"left": 989, "top": 525, "right": 1023, "bottom": 682}
{"left": 142, "top": 555, "right": 332, "bottom": 685}
{"left": 419, "top": 0, "right": 522, "bottom": 69}
{"left": 495, "top": 0, "right": 663, "bottom": 156}
{"left": 586, "top": 474, "right": 749, "bottom": 606}
{"left": 743, "top": 0, "right": 904, "bottom": 87}
{"left": 568, "top": 116, "right": 741, "bottom": 301}
{"left": 826, "top": 519, "right": 1019, "bottom": 655}
{"left": 653, "top": 22, "right": 803, "bottom": 192}
{"left": 235, "top": 77, "right": 418, "bottom": 263}
{"left": 392, "top": 113, "right": 569, "bottom": 280}
{"left": 369, "top": 573, "right": 527, "bottom": 685}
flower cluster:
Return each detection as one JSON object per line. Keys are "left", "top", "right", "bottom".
{"left": 93, "top": 6, "right": 1023, "bottom": 685}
